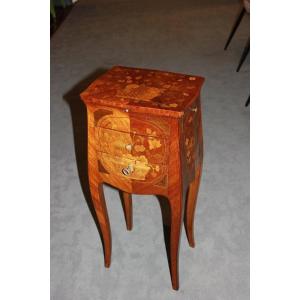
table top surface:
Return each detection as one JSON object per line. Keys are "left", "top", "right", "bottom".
{"left": 81, "top": 66, "right": 204, "bottom": 117}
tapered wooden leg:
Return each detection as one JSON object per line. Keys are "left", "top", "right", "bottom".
{"left": 89, "top": 179, "right": 112, "bottom": 268}
{"left": 184, "top": 165, "right": 202, "bottom": 248}
{"left": 119, "top": 191, "right": 133, "bottom": 230}
{"left": 167, "top": 193, "right": 184, "bottom": 290}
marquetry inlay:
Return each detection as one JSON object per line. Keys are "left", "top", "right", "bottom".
{"left": 80, "top": 66, "right": 205, "bottom": 290}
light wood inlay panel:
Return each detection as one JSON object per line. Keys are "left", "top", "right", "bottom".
{"left": 97, "top": 153, "right": 166, "bottom": 182}
{"left": 96, "top": 128, "right": 168, "bottom": 164}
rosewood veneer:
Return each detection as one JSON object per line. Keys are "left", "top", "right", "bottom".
{"left": 80, "top": 66, "right": 205, "bottom": 290}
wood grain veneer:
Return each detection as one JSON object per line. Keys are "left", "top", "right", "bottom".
{"left": 80, "top": 66, "right": 205, "bottom": 290}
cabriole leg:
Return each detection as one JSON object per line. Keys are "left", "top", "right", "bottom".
{"left": 89, "top": 179, "right": 112, "bottom": 267}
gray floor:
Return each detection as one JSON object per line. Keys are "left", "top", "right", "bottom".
{"left": 51, "top": 0, "right": 249, "bottom": 299}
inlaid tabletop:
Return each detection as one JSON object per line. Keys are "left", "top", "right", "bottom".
{"left": 81, "top": 66, "right": 205, "bottom": 117}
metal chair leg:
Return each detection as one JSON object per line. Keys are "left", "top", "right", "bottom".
{"left": 224, "top": 8, "right": 245, "bottom": 50}
{"left": 236, "top": 38, "right": 250, "bottom": 72}
{"left": 245, "top": 96, "right": 250, "bottom": 107}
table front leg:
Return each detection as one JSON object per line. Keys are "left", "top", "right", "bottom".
{"left": 167, "top": 192, "right": 184, "bottom": 290}
{"left": 89, "top": 178, "right": 112, "bottom": 268}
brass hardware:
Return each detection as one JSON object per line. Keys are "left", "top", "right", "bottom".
{"left": 190, "top": 107, "right": 197, "bottom": 112}
{"left": 122, "top": 164, "right": 134, "bottom": 176}
{"left": 125, "top": 144, "right": 133, "bottom": 151}
{"left": 124, "top": 108, "right": 129, "bottom": 112}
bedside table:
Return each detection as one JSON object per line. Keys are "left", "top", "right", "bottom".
{"left": 80, "top": 66, "right": 205, "bottom": 290}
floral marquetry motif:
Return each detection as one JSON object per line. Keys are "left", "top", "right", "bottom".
{"left": 96, "top": 127, "right": 168, "bottom": 164}
{"left": 80, "top": 66, "right": 205, "bottom": 291}
{"left": 117, "top": 84, "right": 162, "bottom": 100}
{"left": 97, "top": 153, "right": 165, "bottom": 182}
{"left": 81, "top": 66, "right": 204, "bottom": 117}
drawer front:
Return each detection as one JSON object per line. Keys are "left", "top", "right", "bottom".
{"left": 93, "top": 107, "right": 170, "bottom": 137}
{"left": 93, "top": 106, "right": 170, "bottom": 190}
{"left": 96, "top": 127, "right": 168, "bottom": 164}
{"left": 97, "top": 152, "right": 167, "bottom": 182}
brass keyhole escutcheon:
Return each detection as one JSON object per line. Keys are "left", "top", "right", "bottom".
{"left": 122, "top": 164, "right": 134, "bottom": 176}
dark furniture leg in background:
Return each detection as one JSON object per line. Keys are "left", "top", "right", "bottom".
{"left": 245, "top": 96, "right": 250, "bottom": 107}
{"left": 237, "top": 38, "right": 250, "bottom": 72}
{"left": 224, "top": 8, "right": 245, "bottom": 50}
{"left": 51, "top": 2, "right": 74, "bottom": 37}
